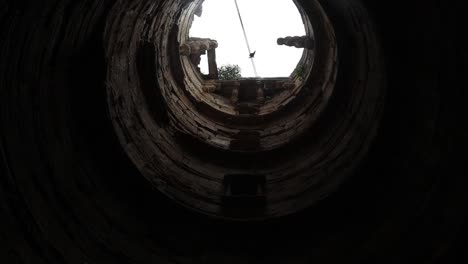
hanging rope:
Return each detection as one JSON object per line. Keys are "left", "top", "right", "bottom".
{"left": 233, "top": 0, "right": 259, "bottom": 77}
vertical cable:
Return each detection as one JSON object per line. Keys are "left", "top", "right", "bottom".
{"left": 233, "top": 0, "right": 259, "bottom": 77}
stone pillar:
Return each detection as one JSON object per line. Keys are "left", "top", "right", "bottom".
{"left": 189, "top": 51, "right": 204, "bottom": 69}
{"left": 277, "top": 36, "right": 315, "bottom": 50}
{"left": 207, "top": 49, "right": 218, "bottom": 79}
{"left": 180, "top": 38, "right": 219, "bottom": 79}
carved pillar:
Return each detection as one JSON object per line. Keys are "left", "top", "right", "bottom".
{"left": 207, "top": 49, "right": 218, "bottom": 79}
{"left": 277, "top": 36, "right": 315, "bottom": 50}
{"left": 180, "top": 38, "right": 219, "bottom": 78}
{"left": 189, "top": 51, "right": 204, "bottom": 69}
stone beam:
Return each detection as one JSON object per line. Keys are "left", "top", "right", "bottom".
{"left": 180, "top": 38, "right": 218, "bottom": 56}
{"left": 277, "top": 36, "right": 315, "bottom": 50}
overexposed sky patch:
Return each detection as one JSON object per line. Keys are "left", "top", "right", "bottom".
{"left": 189, "top": 0, "right": 306, "bottom": 77}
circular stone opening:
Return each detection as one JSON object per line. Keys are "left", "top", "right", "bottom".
{"left": 189, "top": 0, "right": 308, "bottom": 78}
{"left": 178, "top": 0, "right": 321, "bottom": 122}
{"left": 104, "top": 0, "right": 384, "bottom": 220}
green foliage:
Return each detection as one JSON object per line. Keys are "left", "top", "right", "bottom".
{"left": 294, "top": 64, "right": 306, "bottom": 80}
{"left": 218, "top": 64, "right": 241, "bottom": 80}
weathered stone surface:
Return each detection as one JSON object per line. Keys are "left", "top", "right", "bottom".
{"left": 179, "top": 38, "right": 218, "bottom": 56}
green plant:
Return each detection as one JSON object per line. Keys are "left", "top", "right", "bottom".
{"left": 294, "top": 64, "right": 306, "bottom": 80}
{"left": 218, "top": 64, "right": 242, "bottom": 80}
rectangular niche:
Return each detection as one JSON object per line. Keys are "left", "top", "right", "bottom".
{"left": 222, "top": 174, "right": 266, "bottom": 212}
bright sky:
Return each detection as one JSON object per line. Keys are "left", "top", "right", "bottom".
{"left": 189, "top": 0, "right": 306, "bottom": 78}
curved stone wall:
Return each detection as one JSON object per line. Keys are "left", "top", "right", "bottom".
{"left": 0, "top": 0, "right": 465, "bottom": 262}
{"left": 104, "top": 0, "right": 385, "bottom": 218}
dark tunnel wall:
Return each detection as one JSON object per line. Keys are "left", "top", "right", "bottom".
{"left": 0, "top": 0, "right": 466, "bottom": 263}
